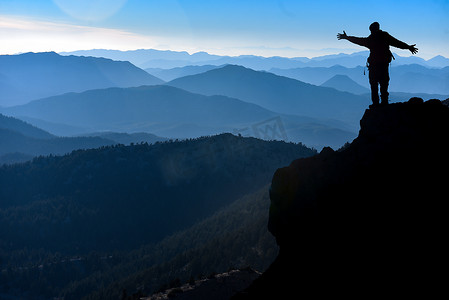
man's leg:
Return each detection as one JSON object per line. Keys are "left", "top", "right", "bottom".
{"left": 379, "top": 65, "right": 390, "bottom": 105}
{"left": 369, "top": 67, "right": 380, "bottom": 106}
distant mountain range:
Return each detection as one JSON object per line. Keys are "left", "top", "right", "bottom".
{"left": 167, "top": 65, "right": 369, "bottom": 127}
{"left": 0, "top": 113, "right": 168, "bottom": 164}
{"left": 61, "top": 49, "right": 449, "bottom": 69}
{"left": 143, "top": 63, "right": 449, "bottom": 97}
{"left": 389, "top": 64, "right": 449, "bottom": 95}
{"left": 0, "top": 111, "right": 54, "bottom": 140}
{"left": 1, "top": 85, "right": 279, "bottom": 132}
{"left": 145, "top": 65, "right": 221, "bottom": 82}
{"left": 1, "top": 84, "right": 356, "bottom": 149}
{"left": 61, "top": 49, "right": 223, "bottom": 69}
{"left": 0, "top": 113, "right": 114, "bottom": 164}
{"left": 271, "top": 64, "right": 449, "bottom": 95}
{"left": 0, "top": 52, "right": 163, "bottom": 106}
{"left": 270, "top": 65, "right": 367, "bottom": 87}
{"left": 321, "top": 75, "right": 370, "bottom": 95}
{"left": 3, "top": 51, "right": 446, "bottom": 153}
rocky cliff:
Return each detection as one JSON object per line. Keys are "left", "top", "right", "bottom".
{"left": 235, "top": 98, "right": 449, "bottom": 298}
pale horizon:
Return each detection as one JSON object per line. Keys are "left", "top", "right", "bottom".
{"left": 1, "top": 0, "right": 448, "bottom": 60}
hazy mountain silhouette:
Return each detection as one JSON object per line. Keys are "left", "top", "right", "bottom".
{"left": 211, "top": 51, "right": 445, "bottom": 68}
{"left": 1, "top": 85, "right": 356, "bottom": 149}
{"left": 167, "top": 65, "right": 369, "bottom": 127}
{"left": 0, "top": 113, "right": 118, "bottom": 164}
{"left": 0, "top": 114, "right": 165, "bottom": 164}
{"left": 1, "top": 85, "right": 278, "bottom": 133}
{"left": 146, "top": 51, "right": 446, "bottom": 70}
{"left": 320, "top": 74, "right": 370, "bottom": 95}
{"left": 62, "top": 49, "right": 311, "bottom": 69}
{"left": 62, "top": 49, "right": 449, "bottom": 69}
{"left": 236, "top": 98, "right": 449, "bottom": 298}
{"left": 0, "top": 52, "right": 163, "bottom": 106}
{"left": 145, "top": 65, "right": 221, "bottom": 81}
{"left": 0, "top": 113, "right": 54, "bottom": 139}
{"left": 271, "top": 64, "right": 449, "bottom": 96}
{"left": 426, "top": 55, "right": 449, "bottom": 68}
{"left": 0, "top": 128, "right": 114, "bottom": 164}
{"left": 10, "top": 116, "right": 99, "bottom": 137}
{"left": 313, "top": 51, "right": 433, "bottom": 68}
{"left": 61, "top": 49, "right": 223, "bottom": 69}
{"left": 388, "top": 64, "right": 449, "bottom": 94}
{"left": 270, "top": 65, "right": 367, "bottom": 87}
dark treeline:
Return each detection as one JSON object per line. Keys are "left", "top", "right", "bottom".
{"left": 0, "top": 133, "right": 316, "bottom": 299}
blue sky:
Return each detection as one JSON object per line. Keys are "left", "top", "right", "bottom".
{"left": 1, "top": 0, "right": 448, "bottom": 58}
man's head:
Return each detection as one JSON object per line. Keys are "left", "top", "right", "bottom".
{"left": 369, "top": 22, "right": 380, "bottom": 33}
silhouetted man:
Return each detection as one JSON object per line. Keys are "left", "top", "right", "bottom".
{"left": 337, "top": 22, "right": 418, "bottom": 107}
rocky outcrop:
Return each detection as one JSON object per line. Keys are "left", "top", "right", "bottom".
{"left": 235, "top": 98, "right": 449, "bottom": 298}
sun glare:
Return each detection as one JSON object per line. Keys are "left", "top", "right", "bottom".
{"left": 52, "top": 0, "right": 128, "bottom": 22}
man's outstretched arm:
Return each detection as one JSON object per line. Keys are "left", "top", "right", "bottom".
{"left": 337, "top": 31, "right": 368, "bottom": 48}
{"left": 388, "top": 34, "right": 418, "bottom": 54}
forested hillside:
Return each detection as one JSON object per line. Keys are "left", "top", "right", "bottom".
{"left": 0, "top": 134, "right": 316, "bottom": 299}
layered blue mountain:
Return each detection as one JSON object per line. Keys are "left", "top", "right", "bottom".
{"left": 389, "top": 64, "right": 449, "bottom": 95}
{"left": 0, "top": 113, "right": 117, "bottom": 164}
{"left": 270, "top": 64, "right": 449, "bottom": 96}
{"left": 1, "top": 85, "right": 355, "bottom": 149}
{"left": 0, "top": 113, "right": 168, "bottom": 164}
{"left": 0, "top": 112, "right": 54, "bottom": 139}
{"left": 426, "top": 55, "right": 449, "bottom": 68}
{"left": 61, "top": 49, "right": 223, "bottom": 69}
{"left": 270, "top": 65, "right": 367, "bottom": 87}
{"left": 61, "top": 49, "right": 449, "bottom": 69}
{"left": 321, "top": 74, "right": 369, "bottom": 95}
{"left": 0, "top": 52, "right": 163, "bottom": 106}
{"left": 167, "top": 65, "right": 369, "bottom": 127}
{"left": 145, "top": 65, "right": 220, "bottom": 81}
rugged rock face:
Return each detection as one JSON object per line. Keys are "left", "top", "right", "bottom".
{"left": 235, "top": 98, "right": 449, "bottom": 298}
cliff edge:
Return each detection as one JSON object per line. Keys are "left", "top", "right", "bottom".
{"left": 235, "top": 98, "right": 449, "bottom": 298}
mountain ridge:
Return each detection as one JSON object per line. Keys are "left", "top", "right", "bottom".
{"left": 0, "top": 52, "right": 163, "bottom": 106}
{"left": 1, "top": 84, "right": 357, "bottom": 149}
{"left": 60, "top": 49, "right": 449, "bottom": 69}
{"left": 320, "top": 74, "right": 369, "bottom": 95}
{"left": 271, "top": 64, "right": 449, "bottom": 95}
{"left": 0, "top": 113, "right": 121, "bottom": 164}
{"left": 0, "top": 112, "right": 54, "bottom": 139}
{"left": 167, "top": 64, "right": 369, "bottom": 126}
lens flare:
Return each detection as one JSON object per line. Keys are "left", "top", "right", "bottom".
{"left": 53, "top": 0, "right": 128, "bottom": 22}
